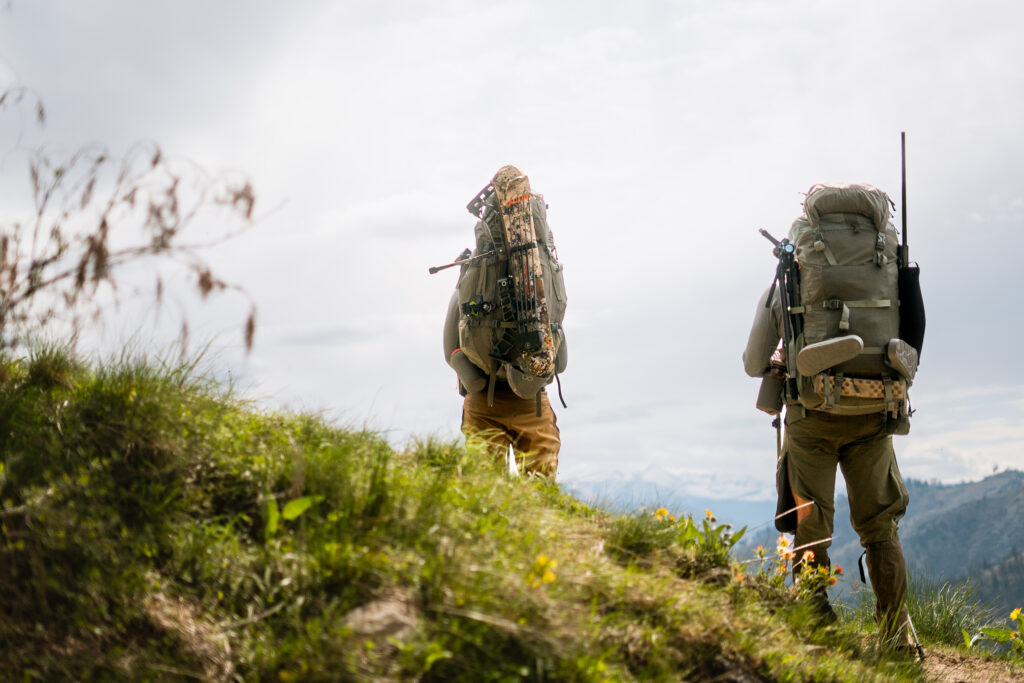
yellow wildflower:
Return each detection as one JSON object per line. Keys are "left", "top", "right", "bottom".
{"left": 653, "top": 507, "right": 669, "bottom": 521}
{"left": 1011, "top": 607, "right": 1021, "bottom": 621}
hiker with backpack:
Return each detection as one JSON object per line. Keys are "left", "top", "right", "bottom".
{"left": 435, "top": 166, "right": 568, "bottom": 477}
{"left": 743, "top": 183, "right": 925, "bottom": 656}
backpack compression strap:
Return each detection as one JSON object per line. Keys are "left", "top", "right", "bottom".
{"left": 790, "top": 298, "right": 891, "bottom": 331}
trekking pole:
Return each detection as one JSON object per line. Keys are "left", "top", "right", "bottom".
{"left": 906, "top": 614, "right": 926, "bottom": 661}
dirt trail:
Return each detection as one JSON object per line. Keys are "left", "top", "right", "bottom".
{"left": 921, "top": 648, "right": 1020, "bottom": 682}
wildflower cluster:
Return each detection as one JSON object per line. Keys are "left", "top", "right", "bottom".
{"left": 752, "top": 535, "right": 795, "bottom": 584}
{"left": 744, "top": 535, "right": 842, "bottom": 595}
{"left": 526, "top": 553, "right": 558, "bottom": 588}
{"left": 777, "top": 535, "right": 795, "bottom": 562}
{"left": 793, "top": 549, "right": 843, "bottom": 598}
{"left": 635, "top": 507, "right": 745, "bottom": 576}
{"left": 653, "top": 507, "right": 676, "bottom": 523}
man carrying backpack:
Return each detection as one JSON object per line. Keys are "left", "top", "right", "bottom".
{"left": 743, "top": 183, "right": 924, "bottom": 656}
{"left": 440, "top": 166, "right": 568, "bottom": 477}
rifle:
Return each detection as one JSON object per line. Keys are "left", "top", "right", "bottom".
{"left": 759, "top": 228, "right": 803, "bottom": 379}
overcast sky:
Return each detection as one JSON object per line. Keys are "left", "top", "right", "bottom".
{"left": 2, "top": 0, "right": 1022, "bottom": 501}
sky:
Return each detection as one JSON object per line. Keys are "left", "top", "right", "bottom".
{"left": 2, "top": 0, "right": 1023, "bottom": 502}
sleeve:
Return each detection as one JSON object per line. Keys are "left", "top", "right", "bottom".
{"left": 443, "top": 290, "right": 460, "bottom": 367}
{"left": 742, "top": 286, "right": 783, "bottom": 377}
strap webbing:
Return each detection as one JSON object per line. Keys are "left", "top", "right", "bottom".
{"left": 790, "top": 299, "right": 890, "bottom": 316}
{"left": 883, "top": 377, "right": 895, "bottom": 417}
{"left": 845, "top": 299, "right": 891, "bottom": 308}
{"left": 813, "top": 231, "right": 839, "bottom": 266}
{"left": 464, "top": 319, "right": 516, "bottom": 329}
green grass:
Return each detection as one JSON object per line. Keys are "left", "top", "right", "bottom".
{"left": 0, "top": 346, "right": 999, "bottom": 680}
{"left": 843, "top": 570, "right": 999, "bottom": 649}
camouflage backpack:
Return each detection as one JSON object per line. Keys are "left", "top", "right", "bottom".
{"left": 455, "top": 169, "right": 567, "bottom": 404}
{"left": 782, "top": 184, "right": 916, "bottom": 423}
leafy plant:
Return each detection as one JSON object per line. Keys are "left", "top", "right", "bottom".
{"left": 964, "top": 607, "right": 1024, "bottom": 660}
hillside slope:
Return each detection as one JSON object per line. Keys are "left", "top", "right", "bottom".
{"left": 0, "top": 349, "right": 1019, "bottom": 681}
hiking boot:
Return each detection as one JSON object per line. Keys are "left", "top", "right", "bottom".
{"left": 809, "top": 587, "right": 839, "bottom": 624}
{"left": 796, "top": 335, "right": 864, "bottom": 376}
{"left": 886, "top": 339, "right": 919, "bottom": 380}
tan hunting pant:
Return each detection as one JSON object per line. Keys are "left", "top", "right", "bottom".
{"left": 462, "top": 386, "right": 560, "bottom": 477}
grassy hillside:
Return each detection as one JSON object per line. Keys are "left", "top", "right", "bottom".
{"left": 0, "top": 348, "right": 1019, "bottom": 681}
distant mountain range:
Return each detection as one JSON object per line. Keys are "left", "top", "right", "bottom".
{"left": 566, "top": 467, "right": 1024, "bottom": 614}
{"left": 563, "top": 465, "right": 775, "bottom": 530}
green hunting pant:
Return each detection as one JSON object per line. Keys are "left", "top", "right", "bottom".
{"left": 783, "top": 408, "right": 913, "bottom": 643}
{"left": 462, "top": 384, "right": 560, "bottom": 477}
{"left": 783, "top": 409, "right": 909, "bottom": 552}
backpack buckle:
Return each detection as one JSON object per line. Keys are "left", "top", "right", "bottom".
{"left": 823, "top": 298, "right": 843, "bottom": 310}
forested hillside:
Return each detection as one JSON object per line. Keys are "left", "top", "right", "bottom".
{"left": 968, "top": 549, "right": 1024, "bottom": 616}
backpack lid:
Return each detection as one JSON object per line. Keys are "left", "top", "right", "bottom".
{"left": 804, "top": 183, "right": 892, "bottom": 232}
